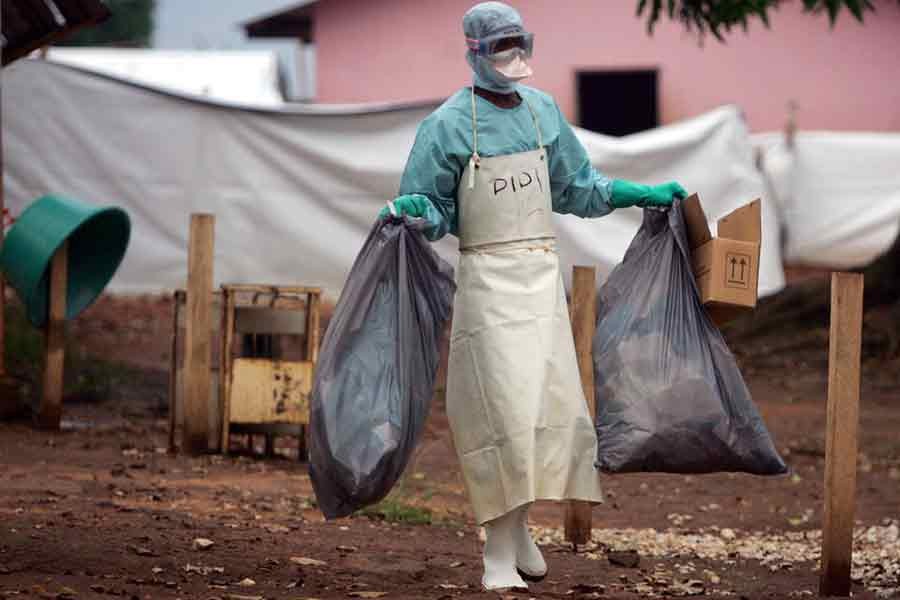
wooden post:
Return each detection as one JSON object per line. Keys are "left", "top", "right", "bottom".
{"left": 38, "top": 242, "right": 68, "bottom": 429}
{"left": 167, "top": 291, "right": 183, "bottom": 453}
{"left": 306, "top": 291, "right": 320, "bottom": 366}
{"left": 820, "top": 272, "right": 864, "bottom": 598}
{"left": 565, "top": 266, "right": 597, "bottom": 548}
{"left": 300, "top": 290, "right": 320, "bottom": 462}
{"left": 182, "top": 214, "right": 215, "bottom": 454}
{"left": 220, "top": 287, "right": 236, "bottom": 454}
{"left": 0, "top": 0, "right": 6, "bottom": 378}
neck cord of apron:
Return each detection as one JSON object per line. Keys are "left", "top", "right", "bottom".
{"left": 467, "top": 87, "right": 545, "bottom": 191}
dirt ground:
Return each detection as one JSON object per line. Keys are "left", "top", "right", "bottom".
{"left": 1, "top": 293, "right": 899, "bottom": 599}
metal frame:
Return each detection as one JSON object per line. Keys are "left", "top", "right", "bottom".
{"left": 219, "top": 284, "right": 320, "bottom": 458}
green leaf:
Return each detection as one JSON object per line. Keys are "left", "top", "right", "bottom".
{"left": 825, "top": 0, "right": 841, "bottom": 23}
{"left": 636, "top": 0, "right": 884, "bottom": 42}
{"left": 57, "top": 0, "right": 156, "bottom": 48}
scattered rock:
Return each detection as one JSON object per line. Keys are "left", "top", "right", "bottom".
{"left": 608, "top": 550, "right": 640, "bottom": 569}
{"left": 237, "top": 578, "right": 256, "bottom": 587}
{"left": 128, "top": 545, "right": 156, "bottom": 557}
{"left": 704, "top": 569, "right": 721, "bottom": 585}
{"left": 290, "top": 556, "right": 327, "bottom": 567}
{"left": 720, "top": 528, "right": 737, "bottom": 540}
{"left": 193, "top": 538, "right": 215, "bottom": 551}
{"left": 56, "top": 586, "right": 79, "bottom": 599}
{"left": 185, "top": 564, "right": 224, "bottom": 576}
{"left": 666, "top": 513, "right": 694, "bottom": 527}
{"left": 671, "top": 579, "right": 705, "bottom": 596}
{"left": 570, "top": 583, "right": 606, "bottom": 593}
{"left": 347, "top": 593, "right": 388, "bottom": 599}
{"left": 336, "top": 545, "right": 358, "bottom": 553}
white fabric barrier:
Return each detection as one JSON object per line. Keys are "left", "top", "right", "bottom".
{"left": 753, "top": 132, "right": 900, "bottom": 269}
{"left": 3, "top": 60, "right": 784, "bottom": 298}
{"left": 45, "top": 48, "right": 285, "bottom": 107}
{"left": 568, "top": 109, "right": 784, "bottom": 295}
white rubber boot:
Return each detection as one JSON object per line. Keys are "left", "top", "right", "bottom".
{"left": 514, "top": 504, "right": 547, "bottom": 581}
{"left": 482, "top": 510, "right": 529, "bottom": 591}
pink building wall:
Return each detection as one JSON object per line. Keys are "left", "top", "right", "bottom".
{"left": 312, "top": 0, "right": 900, "bottom": 132}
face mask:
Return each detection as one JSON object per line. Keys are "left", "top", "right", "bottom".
{"left": 489, "top": 47, "right": 533, "bottom": 81}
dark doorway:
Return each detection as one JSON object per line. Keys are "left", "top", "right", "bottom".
{"left": 577, "top": 69, "right": 658, "bottom": 136}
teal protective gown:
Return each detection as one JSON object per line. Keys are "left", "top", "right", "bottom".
{"left": 398, "top": 86, "right": 614, "bottom": 241}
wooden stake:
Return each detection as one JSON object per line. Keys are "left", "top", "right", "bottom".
{"left": 0, "top": 2, "right": 6, "bottom": 378}
{"left": 306, "top": 291, "right": 320, "bottom": 365}
{"left": 220, "top": 287, "right": 235, "bottom": 454}
{"left": 182, "top": 214, "right": 215, "bottom": 454}
{"left": 39, "top": 242, "right": 67, "bottom": 429}
{"left": 167, "top": 291, "right": 183, "bottom": 453}
{"left": 820, "top": 272, "right": 864, "bottom": 598}
{"left": 301, "top": 290, "right": 321, "bottom": 463}
{"left": 565, "top": 266, "right": 597, "bottom": 548}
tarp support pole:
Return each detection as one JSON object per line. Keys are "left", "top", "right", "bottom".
{"left": 819, "top": 272, "right": 864, "bottom": 597}
{"left": 565, "top": 265, "right": 597, "bottom": 549}
{"left": 39, "top": 241, "right": 68, "bottom": 429}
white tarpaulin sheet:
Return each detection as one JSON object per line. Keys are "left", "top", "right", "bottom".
{"left": 754, "top": 132, "right": 900, "bottom": 269}
{"left": 3, "top": 60, "right": 784, "bottom": 299}
{"left": 45, "top": 48, "right": 285, "bottom": 107}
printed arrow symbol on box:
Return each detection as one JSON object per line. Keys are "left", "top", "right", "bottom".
{"left": 739, "top": 258, "right": 747, "bottom": 280}
{"left": 730, "top": 256, "right": 738, "bottom": 279}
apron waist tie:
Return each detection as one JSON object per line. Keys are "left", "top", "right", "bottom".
{"left": 460, "top": 237, "right": 557, "bottom": 255}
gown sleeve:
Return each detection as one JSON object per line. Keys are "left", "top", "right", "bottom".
{"left": 547, "top": 101, "right": 615, "bottom": 219}
{"left": 397, "top": 115, "right": 462, "bottom": 240}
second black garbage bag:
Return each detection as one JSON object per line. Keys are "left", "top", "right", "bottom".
{"left": 593, "top": 201, "right": 787, "bottom": 475}
{"left": 309, "top": 217, "right": 456, "bottom": 519}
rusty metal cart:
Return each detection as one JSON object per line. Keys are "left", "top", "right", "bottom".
{"left": 219, "top": 284, "right": 321, "bottom": 459}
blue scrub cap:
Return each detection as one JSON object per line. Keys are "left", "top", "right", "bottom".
{"left": 463, "top": 2, "right": 528, "bottom": 94}
{"left": 463, "top": 1, "right": 524, "bottom": 40}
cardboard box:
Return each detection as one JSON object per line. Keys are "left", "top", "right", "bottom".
{"left": 683, "top": 194, "right": 761, "bottom": 316}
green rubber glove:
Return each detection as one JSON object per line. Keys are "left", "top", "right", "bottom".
{"left": 610, "top": 180, "right": 688, "bottom": 209}
{"left": 377, "top": 193, "right": 447, "bottom": 241}
{"left": 378, "top": 194, "right": 432, "bottom": 220}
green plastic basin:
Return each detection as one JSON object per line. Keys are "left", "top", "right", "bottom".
{"left": 0, "top": 195, "right": 131, "bottom": 328}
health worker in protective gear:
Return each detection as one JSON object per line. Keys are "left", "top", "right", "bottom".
{"left": 379, "top": 1, "right": 686, "bottom": 592}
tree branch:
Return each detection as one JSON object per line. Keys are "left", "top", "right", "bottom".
{"left": 638, "top": 0, "right": 889, "bottom": 41}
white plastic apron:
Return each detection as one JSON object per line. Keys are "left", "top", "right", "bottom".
{"left": 446, "top": 89, "right": 603, "bottom": 525}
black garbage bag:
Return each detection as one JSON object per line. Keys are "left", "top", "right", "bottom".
{"left": 309, "top": 216, "right": 456, "bottom": 519}
{"left": 593, "top": 201, "right": 787, "bottom": 475}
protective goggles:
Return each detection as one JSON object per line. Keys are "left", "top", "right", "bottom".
{"left": 466, "top": 31, "right": 534, "bottom": 59}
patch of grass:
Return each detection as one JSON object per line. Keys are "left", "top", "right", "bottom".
{"left": 359, "top": 497, "right": 433, "bottom": 525}
{"left": 4, "top": 300, "right": 138, "bottom": 404}
{"left": 5, "top": 299, "right": 43, "bottom": 380}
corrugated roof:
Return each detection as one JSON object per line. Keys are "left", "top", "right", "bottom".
{"left": 2, "top": 0, "right": 110, "bottom": 66}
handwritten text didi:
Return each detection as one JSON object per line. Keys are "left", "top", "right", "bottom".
{"left": 493, "top": 168, "right": 544, "bottom": 196}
